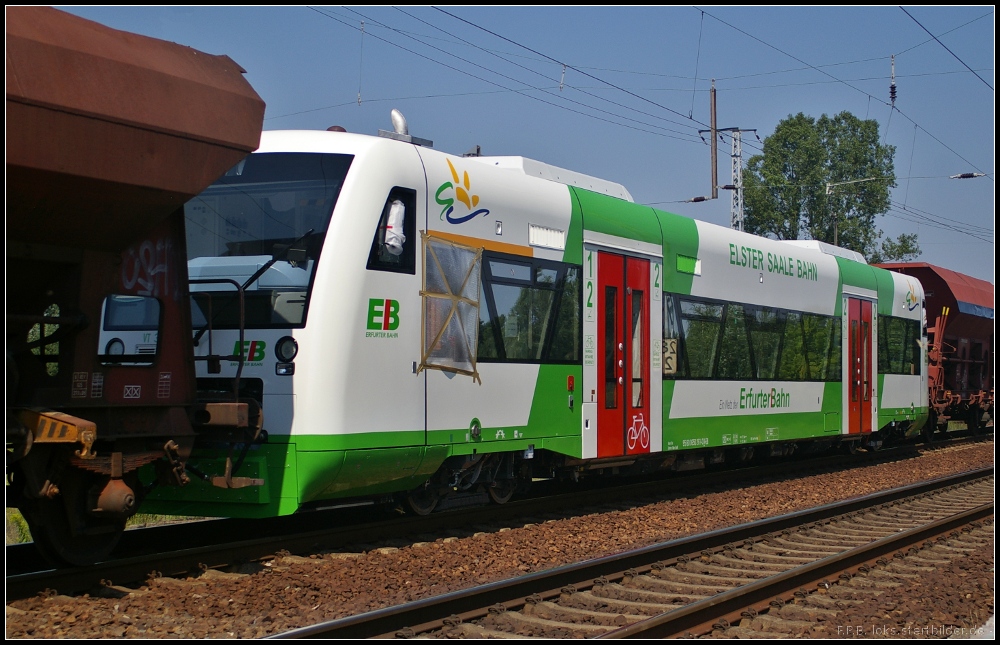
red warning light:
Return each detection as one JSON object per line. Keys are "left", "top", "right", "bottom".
{"left": 567, "top": 375, "right": 575, "bottom": 391}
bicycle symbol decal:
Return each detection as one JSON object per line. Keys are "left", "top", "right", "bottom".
{"left": 627, "top": 413, "right": 650, "bottom": 451}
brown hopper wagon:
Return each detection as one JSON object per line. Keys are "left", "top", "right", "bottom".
{"left": 7, "top": 6, "right": 265, "bottom": 565}
{"left": 875, "top": 262, "right": 994, "bottom": 438}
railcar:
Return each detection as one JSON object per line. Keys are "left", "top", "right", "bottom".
{"left": 139, "top": 112, "right": 929, "bottom": 520}
{"left": 875, "top": 262, "right": 993, "bottom": 437}
{"left": 6, "top": 7, "right": 265, "bottom": 565}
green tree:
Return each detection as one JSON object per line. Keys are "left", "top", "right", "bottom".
{"left": 743, "top": 111, "right": 920, "bottom": 262}
{"left": 870, "top": 231, "right": 920, "bottom": 264}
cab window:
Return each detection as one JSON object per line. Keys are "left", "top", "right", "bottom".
{"left": 367, "top": 188, "right": 417, "bottom": 274}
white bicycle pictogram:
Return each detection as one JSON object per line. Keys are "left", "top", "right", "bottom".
{"left": 627, "top": 413, "right": 649, "bottom": 451}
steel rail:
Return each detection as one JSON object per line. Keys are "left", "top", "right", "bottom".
{"left": 267, "top": 466, "right": 992, "bottom": 639}
{"left": 598, "top": 502, "right": 994, "bottom": 638}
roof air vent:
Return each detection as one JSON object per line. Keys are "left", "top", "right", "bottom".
{"left": 378, "top": 109, "right": 433, "bottom": 147}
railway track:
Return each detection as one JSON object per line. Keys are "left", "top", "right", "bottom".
{"left": 270, "top": 467, "right": 993, "bottom": 639}
{"left": 5, "top": 437, "right": 989, "bottom": 602}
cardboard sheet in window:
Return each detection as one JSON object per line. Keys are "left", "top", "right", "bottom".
{"left": 418, "top": 233, "right": 483, "bottom": 383}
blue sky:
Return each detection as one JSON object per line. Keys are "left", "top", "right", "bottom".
{"left": 56, "top": 6, "right": 995, "bottom": 284}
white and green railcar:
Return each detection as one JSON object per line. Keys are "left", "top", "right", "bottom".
{"left": 143, "top": 123, "right": 928, "bottom": 518}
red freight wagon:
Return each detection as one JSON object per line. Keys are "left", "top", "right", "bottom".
{"left": 7, "top": 6, "right": 265, "bottom": 565}
{"left": 875, "top": 263, "right": 994, "bottom": 437}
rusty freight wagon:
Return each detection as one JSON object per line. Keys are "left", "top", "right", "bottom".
{"left": 7, "top": 6, "right": 265, "bottom": 565}
{"left": 875, "top": 262, "right": 994, "bottom": 438}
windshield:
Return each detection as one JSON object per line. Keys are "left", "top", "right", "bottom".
{"left": 184, "top": 152, "right": 353, "bottom": 329}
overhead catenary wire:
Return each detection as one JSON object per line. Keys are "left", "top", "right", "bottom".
{"left": 300, "top": 6, "right": 986, "bottom": 217}
{"left": 432, "top": 6, "right": 709, "bottom": 129}
{"left": 319, "top": 7, "right": 995, "bottom": 85}
{"left": 388, "top": 6, "right": 703, "bottom": 139}
{"left": 894, "top": 8, "right": 993, "bottom": 57}
{"left": 903, "top": 124, "right": 917, "bottom": 208}
{"left": 670, "top": 176, "right": 995, "bottom": 239}
{"left": 310, "top": 6, "right": 703, "bottom": 143}
{"left": 301, "top": 6, "right": 984, "bottom": 176}
{"left": 899, "top": 7, "right": 994, "bottom": 91}
{"left": 888, "top": 198, "right": 994, "bottom": 233}
{"left": 696, "top": 6, "right": 991, "bottom": 178}
{"left": 689, "top": 10, "right": 705, "bottom": 119}
{"left": 637, "top": 68, "right": 995, "bottom": 93}
{"left": 357, "top": 20, "right": 365, "bottom": 106}
{"left": 885, "top": 207, "right": 993, "bottom": 244}
{"left": 304, "top": 6, "right": 985, "bottom": 166}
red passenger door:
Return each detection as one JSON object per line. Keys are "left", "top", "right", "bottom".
{"left": 847, "top": 297, "right": 873, "bottom": 434}
{"left": 596, "top": 252, "right": 650, "bottom": 457}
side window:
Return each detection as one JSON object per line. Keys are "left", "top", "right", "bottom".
{"left": 778, "top": 311, "right": 809, "bottom": 380}
{"left": 747, "top": 306, "right": 785, "bottom": 379}
{"left": 477, "top": 252, "right": 580, "bottom": 363}
{"left": 718, "top": 303, "right": 752, "bottom": 380}
{"left": 670, "top": 295, "right": 844, "bottom": 383}
{"left": 902, "top": 319, "right": 919, "bottom": 375}
{"left": 877, "top": 314, "right": 891, "bottom": 374}
{"left": 878, "top": 315, "right": 920, "bottom": 375}
{"left": 678, "top": 299, "right": 723, "bottom": 379}
{"left": 662, "top": 293, "right": 682, "bottom": 378}
{"left": 808, "top": 313, "right": 843, "bottom": 381}
{"left": 548, "top": 266, "right": 581, "bottom": 362}
{"left": 367, "top": 188, "right": 416, "bottom": 274}
{"left": 826, "top": 319, "right": 842, "bottom": 381}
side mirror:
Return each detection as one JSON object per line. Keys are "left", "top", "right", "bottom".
{"left": 285, "top": 245, "right": 308, "bottom": 266}
{"left": 271, "top": 229, "right": 314, "bottom": 270}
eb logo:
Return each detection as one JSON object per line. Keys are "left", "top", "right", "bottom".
{"left": 367, "top": 299, "right": 400, "bottom": 331}
{"left": 233, "top": 340, "right": 267, "bottom": 362}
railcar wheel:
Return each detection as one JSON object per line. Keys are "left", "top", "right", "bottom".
{"left": 21, "top": 469, "right": 127, "bottom": 567}
{"left": 487, "top": 479, "right": 516, "bottom": 505}
{"left": 403, "top": 486, "right": 439, "bottom": 516}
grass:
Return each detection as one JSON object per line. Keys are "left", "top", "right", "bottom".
{"left": 4, "top": 508, "right": 192, "bottom": 545}
{"left": 5, "top": 508, "right": 31, "bottom": 545}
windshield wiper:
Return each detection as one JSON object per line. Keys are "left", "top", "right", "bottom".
{"left": 240, "top": 228, "right": 314, "bottom": 291}
{"left": 191, "top": 229, "right": 315, "bottom": 346}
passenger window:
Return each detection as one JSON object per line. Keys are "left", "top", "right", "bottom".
{"left": 718, "top": 303, "right": 752, "bottom": 380}
{"left": 667, "top": 293, "right": 841, "bottom": 383}
{"left": 662, "top": 294, "right": 682, "bottom": 378}
{"left": 477, "top": 252, "right": 581, "bottom": 364}
{"left": 367, "top": 188, "right": 416, "bottom": 274}
{"left": 678, "top": 299, "right": 723, "bottom": 379}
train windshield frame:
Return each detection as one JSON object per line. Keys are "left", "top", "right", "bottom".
{"left": 184, "top": 152, "right": 353, "bottom": 329}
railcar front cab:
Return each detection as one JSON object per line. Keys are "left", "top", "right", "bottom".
{"left": 179, "top": 151, "right": 355, "bottom": 489}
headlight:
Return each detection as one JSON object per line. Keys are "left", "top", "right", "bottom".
{"left": 275, "top": 336, "right": 298, "bottom": 362}
{"left": 106, "top": 338, "right": 125, "bottom": 355}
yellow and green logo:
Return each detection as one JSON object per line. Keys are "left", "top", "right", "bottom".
{"left": 904, "top": 280, "right": 919, "bottom": 311}
{"left": 435, "top": 158, "right": 490, "bottom": 224}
